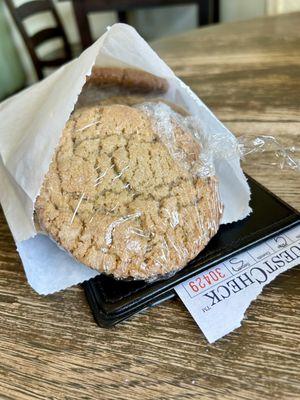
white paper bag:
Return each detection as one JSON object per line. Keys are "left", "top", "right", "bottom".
{"left": 0, "top": 24, "right": 251, "bottom": 294}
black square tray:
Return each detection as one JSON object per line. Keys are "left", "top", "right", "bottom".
{"left": 83, "top": 176, "right": 300, "bottom": 327}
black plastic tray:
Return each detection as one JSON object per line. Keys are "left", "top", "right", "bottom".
{"left": 83, "top": 176, "right": 300, "bottom": 327}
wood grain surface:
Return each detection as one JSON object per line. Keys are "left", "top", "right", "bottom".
{"left": 0, "top": 12, "right": 299, "bottom": 400}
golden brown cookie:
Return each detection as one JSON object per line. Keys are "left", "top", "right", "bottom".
{"left": 87, "top": 67, "right": 168, "bottom": 93}
{"left": 76, "top": 67, "right": 168, "bottom": 109}
{"left": 98, "top": 95, "right": 189, "bottom": 116}
{"left": 35, "top": 103, "right": 222, "bottom": 279}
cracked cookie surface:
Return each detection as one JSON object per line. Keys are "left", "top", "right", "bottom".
{"left": 35, "top": 103, "right": 222, "bottom": 279}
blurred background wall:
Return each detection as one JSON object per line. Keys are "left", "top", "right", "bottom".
{"left": 1, "top": 0, "right": 300, "bottom": 98}
{"left": 0, "top": 0, "right": 26, "bottom": 99}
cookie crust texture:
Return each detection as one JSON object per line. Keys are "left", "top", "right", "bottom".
{"left": 76, "top": 67, "right": 169, "bottom": 109}
{"left": 35, "top": 102, "right": 222, "bottom": 280}
{"left": 86, "top": 67, "right": 169, "bottom": 93}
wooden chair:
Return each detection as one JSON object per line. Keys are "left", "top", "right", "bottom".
{"left": 4, "top": 0, "right": 74, "bottom": 80}
{"left": 72, "top": 0, "right": 219, "bottom": 49}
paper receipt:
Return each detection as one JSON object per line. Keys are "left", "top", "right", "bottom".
{"left": 175, "top": 223, "right": 300, "bottom": 343}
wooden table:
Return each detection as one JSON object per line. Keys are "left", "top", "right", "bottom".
{"left": 0, "top": 12, "right": 299, "bottom": 400}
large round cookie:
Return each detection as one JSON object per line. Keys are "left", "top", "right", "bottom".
{"left": 35, "top": 103, "right": 222, "bottom": 279}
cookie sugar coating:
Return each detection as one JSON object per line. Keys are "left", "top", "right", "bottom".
{"left": 35, "top": 104, "right": 222, "bottom": 279}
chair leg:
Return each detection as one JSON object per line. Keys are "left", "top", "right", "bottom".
{"left": 117, "top": 10, "right": 127, "bottom": 24}
{"left": 198, "top": 0, "right": 209, "bottom": 26}
{"left": 198, "top": 0, "right": 219, "bottom": 26}
{"left": 72, "top": 0, "right": 93, "bottom": 49}
{"left": 212, "top": 0, "right": 219, "bottom": 23}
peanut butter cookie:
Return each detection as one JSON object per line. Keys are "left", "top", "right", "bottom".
{"left": 77, "top": 67, "right": 168, "bottom": 109}
{"left": 35, "top": 102, "right": 222, "bottom": 279}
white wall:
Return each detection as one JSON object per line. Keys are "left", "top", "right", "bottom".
{"left": 220, "top": 0, "right": 266, "bottom": 22}
{"left": 266, "top": 0, "right": 300, "bottom": 14}
{"left": 128, "top": 5, "right": 197, "bottom": 41}
{"left": 220, "top": 0, "right": 300, "bottom": 22}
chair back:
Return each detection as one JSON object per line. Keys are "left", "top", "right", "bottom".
{"left": 4, "top": 0, "right": 72, "bottom": 79}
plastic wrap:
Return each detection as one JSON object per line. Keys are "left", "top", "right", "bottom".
{"left": 239, "top": 135, "right": 300, "bottom": 172}
{"left": 35, "top": 84, "right": 299, "bottom": 282}
{"left": 35, "top": 98, "right": 226, "bottom": 280}
{"left": 35, "top": 95, "right": 299, "bottom": 282}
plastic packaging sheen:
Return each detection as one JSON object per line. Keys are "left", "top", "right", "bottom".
{"left": 35, "top": 96, "right": 225, "bottom": 280}
{"left": 239, "top": 135, "right": 300, "bottom": 172}
{"left": 35, "top": 77, "right": 299, "bottom": 282}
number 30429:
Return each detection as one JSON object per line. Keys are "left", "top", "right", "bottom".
{"left": 188, "top": 268, "right": 226, "bottom": 293}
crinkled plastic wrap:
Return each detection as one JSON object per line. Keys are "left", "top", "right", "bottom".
{"left": 35, "top": 96, "right": 228, "bottom": 281}
{"left": 239, "top": 135, "right": 300, "bottom": 172}
{"left": 34, "top": 93, "right": 300, "bottom": 283}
